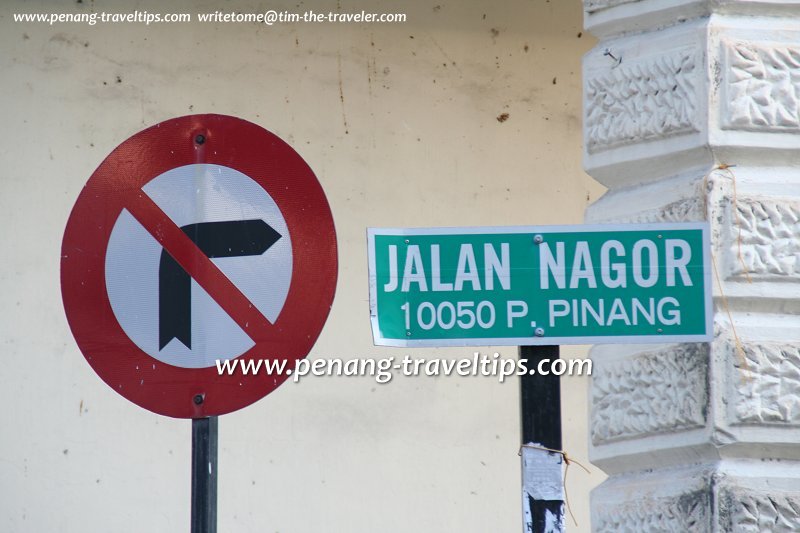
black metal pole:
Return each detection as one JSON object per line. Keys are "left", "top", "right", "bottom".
{"left": 191, "top": 416, "right": 218, "bottom": 533}
{"left": 520, "top": 345, "right": 561, "bottom": 448}
{"left": 520, "top": 345, "right": 564, "bottom": 533}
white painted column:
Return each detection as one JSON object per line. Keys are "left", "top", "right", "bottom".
{"left": 583, "top": 1, "right": 800, "bottom": 530}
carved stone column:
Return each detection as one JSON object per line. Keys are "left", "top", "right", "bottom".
{"left": 583, "top": 1, "right": 800, "bottom": 531}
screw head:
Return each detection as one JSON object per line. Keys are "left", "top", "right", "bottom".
{"left": 193, "top": 394, "right": 204, "bottom": 405}
{"left": 533, "top": 234, "right": 543, "bottom": 244}
{"left": 194, "top": 134, "right": 206, "bottom": 145}
{"left": 535, "top": 327, "right": 545, "bottom": 337}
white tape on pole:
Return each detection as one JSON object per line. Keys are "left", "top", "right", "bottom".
{"left": 522, "top": 444, "right": 565, "bottom": 533}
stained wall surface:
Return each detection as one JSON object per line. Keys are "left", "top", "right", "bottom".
{"left": 0, "top": 1, "right": 604, "bottom": 531}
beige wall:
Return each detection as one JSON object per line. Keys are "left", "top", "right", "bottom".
{"left": 0, "top": 0, "right": 604, "bottom": 531}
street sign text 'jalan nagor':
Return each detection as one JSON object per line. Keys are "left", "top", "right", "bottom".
{"left": 368, "top": 223, "right": 712, "bottom": 346}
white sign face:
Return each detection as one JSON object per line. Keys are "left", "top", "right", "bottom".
{"left": 104, "top": 163, "right": 293, "bottom": 368}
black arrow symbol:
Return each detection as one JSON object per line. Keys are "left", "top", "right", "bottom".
{"left": 159, "top": 219, "right": 282, "bottom": 350}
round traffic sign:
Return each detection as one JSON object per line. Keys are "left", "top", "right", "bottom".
{"left": 61, "top": 114, "right": 337, "bottom": 418}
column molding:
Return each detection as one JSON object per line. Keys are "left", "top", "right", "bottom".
{"left": 582, "top": 1, "right": 800, "bottom": 530}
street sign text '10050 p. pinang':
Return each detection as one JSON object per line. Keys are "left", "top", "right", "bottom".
{"left": 367, "top": 223, "right": 712, "bottom": 346}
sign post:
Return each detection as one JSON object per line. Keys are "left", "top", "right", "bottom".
{"left": 192, "top": 417, "right": 218, "bottom": 533}
{"left": 61, "top": 115, "right": 338, "bottom": 531}
{"left": 368, "top": 223, "right": 712, "bottom": 531}
{"left": 520, "top": 346, "right": 564, "bottom": 533}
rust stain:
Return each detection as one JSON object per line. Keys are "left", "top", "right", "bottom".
{"left": 367, "top": 59, "right": 372, "bottom": 98}
{"left": 337, "top": 53, "right": 349, "bottom": 135}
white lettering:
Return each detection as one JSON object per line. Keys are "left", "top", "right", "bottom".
{"left": 540, "top": 242, "right": 566, "bottom": 289}
{"left": 484, "top": 243, "right": 510, "bottom": 290}
{"left": 581, "top": 299, "right": 604, "bottom": 325}
{"left": 454, "top": 244, "right": 481, "bottom": 291}
{"left": 632, "top": 240, "right": 658, "bottom": 288}
{"left": 401, "top": 245, "right": 428, "bottom": 292}
{"left": 631, "top": 298, "right": 655, "bottom": 325}
{"left": 507, "top": 300, "right": 528, "bottom": 327}
{"left": 549, "top": 300, "right": 570, "bottom": 327}
{"left": 384, "top": 245, "right": 398, "bottom": 292}
{"left": 657, "top": 297, "right": 681, "bottom": 325}
{"left": 430, "top": 245, "right": 453, "bottom": 291}
{"left": 570, "top": 241, "right": 597, "bottom": 289}
{"left": 607, "top": 298, "right": 631, "bottom": 325}
{"left": 548, "top": 297, "right": 681, "bottom": 327}
{"left": 600, "top": 240, "right": 626, "bottom": 288}
{"left": 665, "top": 239, "right": 692, "bottom": 287}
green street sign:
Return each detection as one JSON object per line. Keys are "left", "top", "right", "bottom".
{"left": 367, "top": 223, "right": 712, "bottom": 346}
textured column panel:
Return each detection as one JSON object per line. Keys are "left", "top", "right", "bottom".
{"left": 585, "top": 48, "right": 700, "bottom": 153}
{"left": 729, "top": 341, "right": 800, "bottom": 426}
{"left": 720, "top": 488, "right": 800, "bottom": 532}
{"left": 728, "top": 196, "right": 800, "bottom": 280}
{"left": 594, "top": 490, "right": 710, "bottom": 532}
{"left": 591, "top": 344, "right": 708, "bottom": 445}
{"left": 595, "top": 477, "right": 800, "bottom": 532}
{"left": 722, "top": 40, "right": 800, "bottom": 132}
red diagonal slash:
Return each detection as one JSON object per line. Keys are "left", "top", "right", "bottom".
{"left": 124, "top": 191, "right": 276, "bottom": 342}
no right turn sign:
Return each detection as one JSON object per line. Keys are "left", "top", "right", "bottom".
{"left": 61, "top": 114, "right": 338, "bottom": 418}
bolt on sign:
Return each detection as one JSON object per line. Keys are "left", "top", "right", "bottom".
{"left": 367, "top": 223, "right": 711, "bottom": 346}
